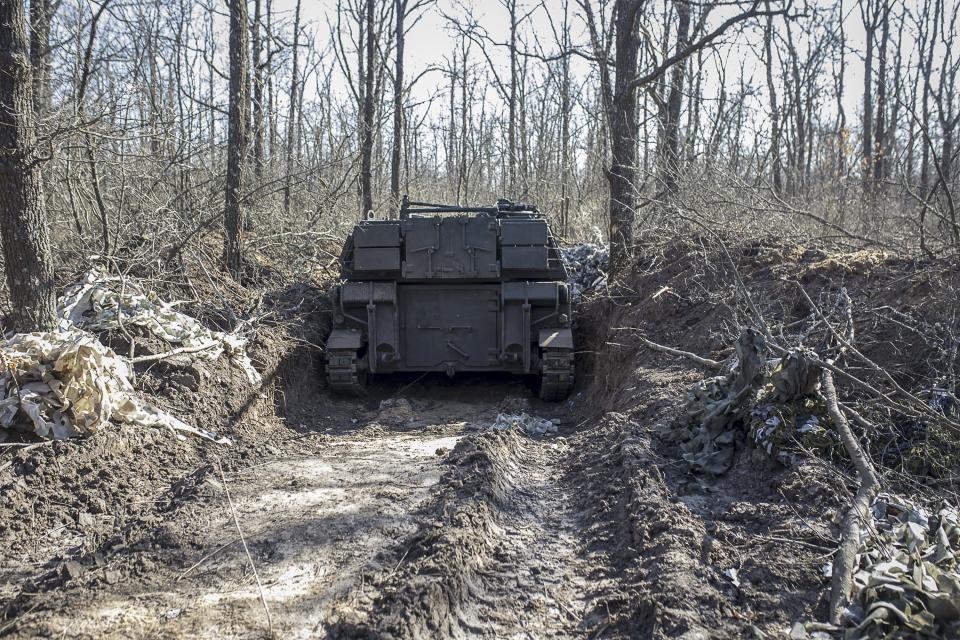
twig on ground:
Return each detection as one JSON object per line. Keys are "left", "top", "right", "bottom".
{"left": 130, "top": 341, "right": 220, "bottom": 364}
{"left": 614, "top": 327, "right": 724, "bottom": 369}
{"left": 176, "top": 536, "right": 242, "bottom": 582}
{"left": 217, "top": 461, "right": 274, "bottom": 637}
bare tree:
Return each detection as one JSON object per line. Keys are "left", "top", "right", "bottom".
{"left": 360, "top": 0, "right": 375, "bottom": 215}
{"left": 283, "top": 0, "right": 302, "bottom": 215}
{"left": 0, "top": 0, "right": 56, "bottom": 331}
{"left": 390, "top": 0, "right": 408, "bottom": 216}
{"left": 29, "top": 0, "right": 53, "bottom": 117}
{"left": 764, "top": 6, "right": 783, "bottom": 193}
{"left": 251, "top": 0, "right": 265, "bottom": 179}
{"left": 224, "top": 0, "right": 250, "bottom": 276}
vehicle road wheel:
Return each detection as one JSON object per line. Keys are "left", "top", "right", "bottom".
{"left": 538, "top": 347, "right": 574, "bottom": 401}
{"left": 326, "top": 348, "right": 367, "bottom": 395}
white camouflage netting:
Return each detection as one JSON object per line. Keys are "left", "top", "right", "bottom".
{"left": 0, "top": 270, "right": 259, "bottom": 442}
{"left": 0, "top": 330, "right": 228, "bottom": 443}
{"left": 59, "top": 270, "right": 260, "bottom": 385}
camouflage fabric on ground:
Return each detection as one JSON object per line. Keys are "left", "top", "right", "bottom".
{"left": 668, "top": 334, "right": 841, "bottom": 474}
{"left": 664, "top": 328, "right": 769, "bottom": 474}
{"left": 796, "top": 496, "right": 960, "bottom": 639}
{"left": 0, "top": 330, "right": 228, "bottom": 442}
{"left": 59, "top": 270, "right": 260, "bottom": 385}
{"left": 845, "top": 496, "right": 960, "bottom": 638}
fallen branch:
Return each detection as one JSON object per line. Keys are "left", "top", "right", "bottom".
{"left": 615, "top": 328, "right": 724, "bottom": 369}
{"left": 130, "top": 341, "right": 220, "bottom": 364}
{"left": 176, "top": 535, "right": 241, "bottom": 582}
{"left": 821, "top": 369, "right": 880, "bottom": 626}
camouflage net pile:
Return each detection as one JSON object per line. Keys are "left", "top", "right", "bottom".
{"left": 0, "top": 270, "right": 259, "bottom": 442}
{"left": 798, "top": 496, "right": 960, "bottom": 639}
{"left": 663, "top": 329, "right": 833, "bottom": 474}
{"left": 59, "top": 270, "right": 260, "bottom": 385}
{"left": 0, "top": 330, "right": 228, "bottom": 443}
{"left": 562, "top": 243, "right": 608, "bottom": 298}
{"left": 666, "top": 329, "right": 960, "bottom": 638}
{"left": 847, "top": 496, "right": 960, "bottom": 638}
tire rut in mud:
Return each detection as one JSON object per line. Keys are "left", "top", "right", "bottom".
{"left": 569, "top": 409, "right": 830, "bottom": 638}
{"left": 328, "top": 429, "right": 595, "bottom": 639}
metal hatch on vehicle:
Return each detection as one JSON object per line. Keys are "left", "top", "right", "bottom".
{"left": 400, "top": 285, "right": 500, "bottom": 369}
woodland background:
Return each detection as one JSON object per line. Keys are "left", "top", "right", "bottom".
{"left": 14, "top": 0, "right": 960, "bottom": 288}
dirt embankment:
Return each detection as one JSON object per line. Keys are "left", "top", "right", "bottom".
{"left": 565, "top": 236, "right": 960, "bottom": 636}
{"left": 2, "top": 235, "right": 957, "bottom": 639}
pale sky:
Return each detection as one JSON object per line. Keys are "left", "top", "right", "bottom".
{"left": 239, "top": 0, "right": 945, "bottom": 156}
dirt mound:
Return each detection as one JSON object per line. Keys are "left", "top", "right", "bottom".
{"left": 567, "top": 234, "right": 960, "bottom": 636}
{"left": 328, "top": 431, "right": 523, "bottom": 639}
{"left": 578, "top": 235, "right": 960, "bottom": 475}
{"left": 569, "top": 409, "right": 836, "bottom": 637}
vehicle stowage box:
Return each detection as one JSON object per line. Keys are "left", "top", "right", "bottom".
{"left": 325, "top": 198, "right": 574, "bottom": 400}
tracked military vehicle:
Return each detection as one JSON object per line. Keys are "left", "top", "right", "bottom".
{"left": 325, "top": 197, "right": 574, "bottom": 400}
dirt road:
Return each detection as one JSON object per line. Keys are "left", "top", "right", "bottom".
{"left": 2, "top": 365, "right": 830, "bottom": 640}
{"left": 2, "top": 381, "right": 603, "bottom": 639}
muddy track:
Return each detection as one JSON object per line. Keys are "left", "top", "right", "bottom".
{"left": 2, "top": 373, "right": 833, "bottom": 639}
{"left": 328, "top": 430, "right": 603, "bottom": 639}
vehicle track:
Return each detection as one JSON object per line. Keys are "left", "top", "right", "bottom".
{"left": 329, "top": 429, "right": 601, "bottom": 639}
{"left": 463, "top": 437, "right": 591, "bottom": 639}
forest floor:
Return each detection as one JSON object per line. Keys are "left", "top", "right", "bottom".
{"left": 1, "top": 235, "right": 957, "bottom": 639}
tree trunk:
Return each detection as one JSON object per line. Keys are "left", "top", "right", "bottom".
{"left": 359, "top": 0, "right": 375, "bottom": 216}
{"left": 224, "top": 0, "right": 249, "bottom": 276}
{"left": 29, "top": 0, "right": 52, "bottom": 117}
{"left": 861, "top": 2, "right": 877, "bottom": 190}
{"left": 459, "top": 43, "right": 470, "bottom": 202}
{"left": 389, "top": 0, "right": 406, "bottom": 217}
{"left": 834, "top": 1, "right": 847, "bottom": 178}
{"left": 507, "top": 0, "right": 518, "bottom": 194}
{"left": 764, "top": 8, "right": 782, "bottom": 193}
{"left": 873, "top": 1, "right": 890, "bottom": 183}
{"left": 283, "top": 0, "right": 301, "bottom": 215}
{"left": 559, "top": 0, "right": 572, "bottom": 235}
{"left": 659, "top": 0, "right": 691, "bottom": 195}
{"left": 608, "top": 0, "right": 642, "bottom": 274}
{"left": 919, "top": 0, "right": 938, "bottom": 196}
{"left": 252, "top": 0, "right": 265, "bottom": 179}
{"left": 0, "top": 0, "right": 56, "bottom": 332}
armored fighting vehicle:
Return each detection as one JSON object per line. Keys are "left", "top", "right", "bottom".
{"left": 325, "top": 197, "right": 574, "bottom": 400}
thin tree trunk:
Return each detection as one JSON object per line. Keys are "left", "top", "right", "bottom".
{"left": 764, "top": 8, "right": 782, "bottom": 193}
{"left": 873, "top": 1, "right": 890, "bottom": 183}
{"left": 389, "top": 0, "right": 406, "bottom": 217}
{"left": 861, "top": 1, "right": 878, "bottom": 190}
{"left": 252, "top": 0, "right": 265, "bottom": 179}
{"left": 507, "top": 0, "right": 518, "bottom": 194}
{"left": 660, "top": 0, "right": 690, "bottom": 194}
{"left": 0, "top": 0, "right": 57, "bottom": 332}
{"left": 359, "top": 0, "right": 375, "bottom": 215}
{"left": 608, "top": 0, "right": 642, "bottom": 273}
{"left": 29, "top": 0, "right": 52, "bottom": 117}
{"left": 283, "top": 0, "right": 301, "bottom": 215}
{"left": 835, "top": 0, "right": 847, "bottom": 178}
{"left": 224, "top": 0, "right": 250, "bottom": 276}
